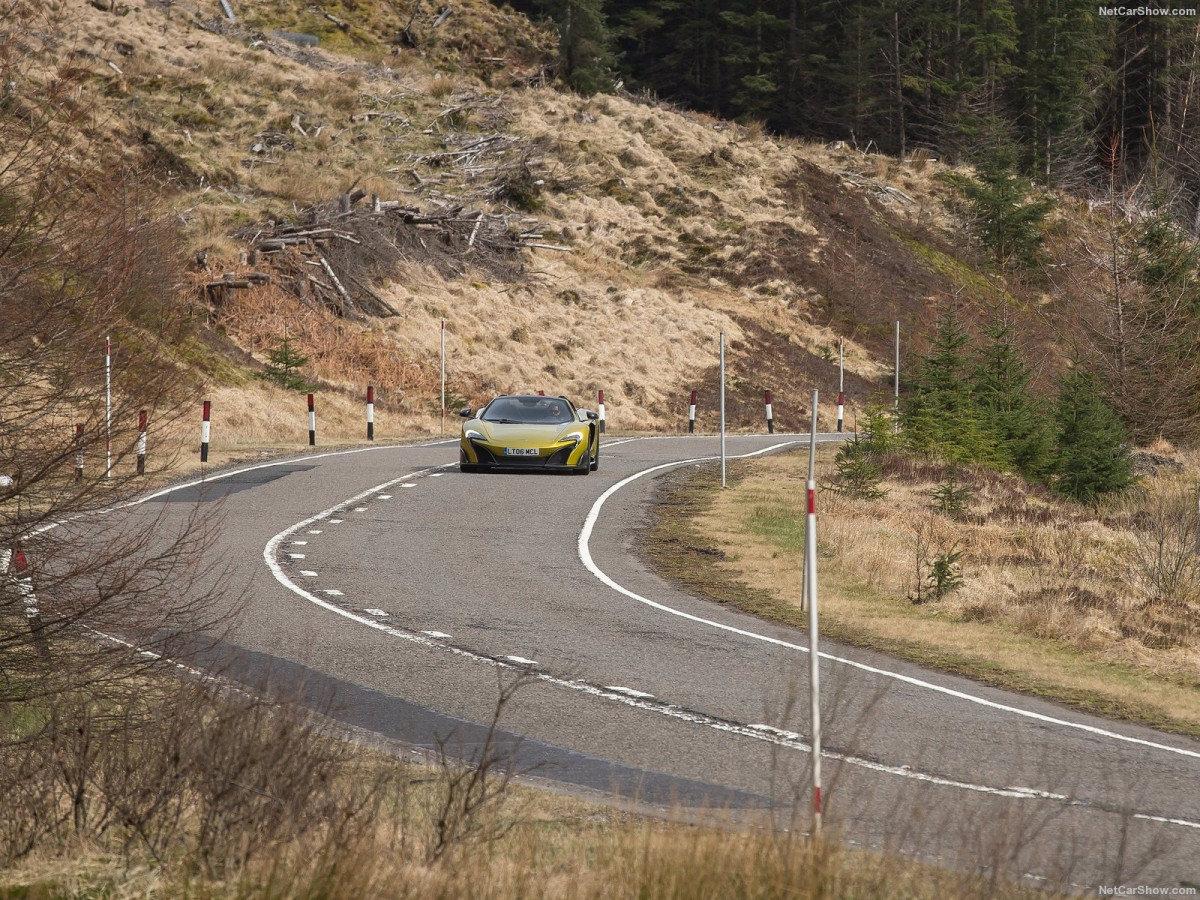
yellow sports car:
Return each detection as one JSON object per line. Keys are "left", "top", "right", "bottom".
{"left": 459, "top": 395, "right": 600, "bottom": 474}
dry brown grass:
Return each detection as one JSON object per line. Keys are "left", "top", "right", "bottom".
{"left": 694, "top": 448, "right": 1200, "bottom": 733}
{"left": 0, "top": 771, "right": 1060, "bottom": 900}
{"left": 30, "top": 0, "right": 991, "bottom": 437}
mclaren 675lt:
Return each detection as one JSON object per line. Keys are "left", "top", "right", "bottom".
{"left": 459, "top": 395, "right": 600, "bottom": 474}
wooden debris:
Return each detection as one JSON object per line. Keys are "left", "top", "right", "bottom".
{"left": 220, "top": 192, "right": 564, "bottom": 322}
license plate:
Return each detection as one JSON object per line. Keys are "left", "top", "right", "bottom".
{"left": 504, "top": 447, "right": 540, "bottom": 457}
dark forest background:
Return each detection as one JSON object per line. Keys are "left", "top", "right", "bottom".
{"left": 514, "top": 0, "right": 1200, "bottom": 225}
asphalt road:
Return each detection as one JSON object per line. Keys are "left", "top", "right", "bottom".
{"left": 130, "top": 434, "right": 1199, "bottom": 892}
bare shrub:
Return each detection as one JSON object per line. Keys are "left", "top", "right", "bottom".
{"left": 1118, "top": 483, "right": 1200, "bottom": 604}
{"left": 1119, "top": 596, "right": 1200, "bottom": 649}
{"left": 184, "top": 683, "right": 374, "bottom": 878}
{"left": 1028, "top": 524, "right": 1091, "bottom": 587}
{"left": 424, "top": 668, "right": 533, "bottom": 862}
{"left": 909, "top": 515, "right": 966, "bottom": 604}
{"left": 0, "top": 1, "right": 241, "bottom": 869}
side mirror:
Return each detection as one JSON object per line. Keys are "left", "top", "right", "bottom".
{"left": 458, "top": 408, "right": 473, "bottom": 418}
{"left": 580, "top": 409, "right": 598, "bottom": 420}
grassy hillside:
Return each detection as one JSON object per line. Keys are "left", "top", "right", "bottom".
{"left": 8, "top": 0, "right": 1091, "bottom": 442}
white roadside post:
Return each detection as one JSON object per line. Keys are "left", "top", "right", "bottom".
{"left": 366, "top": 385, "right": 375, "bottom": 441}
{"left": 105, "top": 336, "right": 112, "bottom": 479}
{"left": 307, "top": 393, "right": 316, "bottom": 446}
{"left": 894, "top": 320, "right": 900, "bottom": 430}
{"left": 719, "top": 332, "right": 726, "bottom": 488}
{"left": 688, "top": 389, "right": 697, "bottom": 433}
{"left": 803, "top": 387, "right": 823, "bottom": 835}
{"left": 440, "top": 317, "right": 446, "bottom": 436}
{"left": 598, "top": 390, "right": 606, "bottom": 433}
{"left": 74, "top": 424, "right": 84, "bottom": 482}
{"left": 136, "top": 410, "right": 147, "bottom": 476}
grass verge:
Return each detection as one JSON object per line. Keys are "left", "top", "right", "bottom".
{"left": 639, "top": 452, "right": 1200, "bottom": 738}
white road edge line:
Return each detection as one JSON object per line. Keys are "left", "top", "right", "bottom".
{"left": 577, "top": 441, "right": 1200, "bottom": 764}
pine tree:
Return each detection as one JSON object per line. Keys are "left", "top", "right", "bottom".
{"left": 262, "top": 337, "right": 311, "bottom": 392}
{"left": 538, "top": 0, "right": 615, "bottom": 94}
{"left": 971, "top": 319, "right": 1053, "bottom": 478}
{"left": 946, "top": 146, "right": 1054, "bottom": 270}
{"left": 1051, "top": 365, "right": 1134, "bottom": 502}
{"left": 1016, "top": 0, "right": 1110, "bottom": 186}
{"left": 829, "top": 434, "right": 888, "bottom": 501}
{"left": 903, "top": 313, "right": 1001, "bottom": 465}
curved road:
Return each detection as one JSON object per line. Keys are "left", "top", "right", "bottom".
{"left": 132, "top": 435, "right": 1198, "bottom": 892}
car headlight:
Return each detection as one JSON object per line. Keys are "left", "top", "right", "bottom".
{"left": 464, "top": 429, "right": 485, "bottom": 441}
{"left": 560, "top": 431, "right": 585, "bottom": 444}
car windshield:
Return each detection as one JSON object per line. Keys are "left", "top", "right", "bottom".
{"left": 481, "top": 397, "right": 574, "bottom": 425}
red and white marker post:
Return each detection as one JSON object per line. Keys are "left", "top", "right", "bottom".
{"left": 136, "top": 409, "right": 147, "bottom": 476}
{"left": 764, "top": 390, "right": 775, "bottom": 434}
{"left": 200, "top": 400, "right": 211, "bottom": 464}
{"left": 837, "top": 337, "right": 845, "bottom": 434}
{"left": 74, "top": 424, "right": 84, "bottom": 482}
{"left": 802, "top": 388, "right": 822, "bottom": 835}
{"left": 307, "top": 393, "right": 316, "bottom": 446}
{"left": 8, "top": 546, "right": 46, "bottom": 659}
{"left": 688, "top": 390, "right": 697, "bottom": 433}
{"left": 597, "top": 390, "right": 606, "bottom": 433}
{"left": 366, "top": 385, "right": 375, "bottom": 441}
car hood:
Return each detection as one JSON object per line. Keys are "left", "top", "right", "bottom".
{"left": 465, "top": 421, "right": 582, "bottom": 445}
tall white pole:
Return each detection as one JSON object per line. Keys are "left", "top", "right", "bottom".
{"left": 804, "top": 387, "right": 822, "bottom": 835}
{"left": 440, "top": 317, "right": 446, "bottom": 436}
{"left": 893, "top": 320, "right": 900, "bottom": 426}
{"left": 719, "top": 332, "right": 726, "bottom": 488}
{"left": 105, "top": 336, "right": 112, "bottom": 479}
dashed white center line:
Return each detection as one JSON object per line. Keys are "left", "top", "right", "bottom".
{"left": 377, "top": 494, "right": 393, "bottom": 500}
{"left": 287, "top": 553, "right": 306, "bottom": 559}
{"left": 423, "top": 630, "right": 452, "bottom": 639}
{"left": 605, "top": 686, "right": 655, "bottom": 699}
{"left": 290, "top": 540, "right": 308, "bottom": 546}
{"left": 430, "top": 473, "right": 444, "bottom": 477}
{"left": 402, "top": 484, "right": 416, "bottom": 489}
{"left": 299, "top": 570, "right": 318, "bottom": 577}
{"left": 329, "top": 519, "right": 344, "bottom": 524}
{"left": 354, "top": 507, "right": 368, "bottom": 512}
{"left": 321, "top": 589, "right": 344, "bottom": 597}
{"left": 364, "top": 608, "right": 390, "bottom": 617}
{"left": 308, "top": 530, "right": 323, "bottom": 535}
{"left": 506, "top": 655, "right": 539, "bottom": 666}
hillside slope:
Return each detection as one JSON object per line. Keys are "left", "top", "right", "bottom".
{"left": 7, "top": 0, "right": 1105, "bottom": 439}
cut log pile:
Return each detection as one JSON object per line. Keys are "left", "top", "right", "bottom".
{"left": 201, "top": 191, "right": 566, "bottom": 320}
